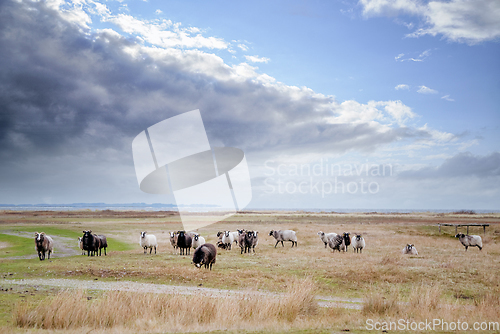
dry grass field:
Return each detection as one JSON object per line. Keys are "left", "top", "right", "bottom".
{"left": 0, "top": 210, "right": 499, "bottom": 333}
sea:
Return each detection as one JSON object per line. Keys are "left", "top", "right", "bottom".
{"left": 0, "top": 204, "right": 498, "bottom": 214}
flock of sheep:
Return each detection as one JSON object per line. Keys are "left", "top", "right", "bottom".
{"left": 77, "top": 230, "right": 108, "bottom": 256}
{"left": 33, "top": 228, "right": 484, "bottom": 264}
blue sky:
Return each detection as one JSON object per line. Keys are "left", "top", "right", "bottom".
{"left": 0, "top": 0, "right": 499, "bottom": 210}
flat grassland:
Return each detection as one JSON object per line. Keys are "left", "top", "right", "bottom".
{"left": 0, "top": 210, "right": 499, "bottom": 333}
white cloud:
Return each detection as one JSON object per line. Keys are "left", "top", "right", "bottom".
{"left": 441, "top": 95, "right": 455, "bottom": 102}
{"left": 418, "top": 124, "right": 456, "bottom": 142}
{"left": 155, "top": 9, "right": 162, "bottom": 14}
{"left": 107, "top": 14, "right": 228, "bottom": 49}
{"left": 47, "top": 0, "right": 228, "bottom": 50}
{"left": 417, "top": 85, "right": 438, "bottom": 94}
{"left": 360, "top": 0, "right": 500, "bottom": 44}
{"left": 381, "top": 100, "right": 416, "bottom": 124}
{"left": 395, "top": 84, "right": 409, "bottom": 90}
{"left": 395, "top": 49, "right": 431, "bottom": 62}
{"left": 244, "top": 55, "right": 270, "bottom": 63}
{"left": 327, "top": 100, "right": 415, "bottom": 126}
{"left": 360, "top": 0, "right": 422, "bottom": 16}
{"left": 237, "top": 44, "right": 249, "bottom": 51}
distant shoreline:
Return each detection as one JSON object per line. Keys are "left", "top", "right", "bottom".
{"left": 0, "top": 204, "right": 498, "bottom": 214}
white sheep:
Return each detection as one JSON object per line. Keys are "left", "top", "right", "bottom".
{"left": 222, "top": 231, "right": 234, "bottom": 250}
{"left": 269, "top": 230, "right": 297, "bottom": 248}
{"left": 455, "top": 233, "right": 482, "bottom": 251}
{"left": 402, "top": 244, "right": 418, "bottom": 255}
{"left": 317, "top": 231, "right": 337, "bottom": 248}
{"left": 78, "top": 237, "right": 84, "bottom": 255}
{"left": 192, "top": 234, "right": 206, "bottom": 249}
{"left": 140, "top": 231, "right": 157, "bottom": 254}
{"left": 229, "top": 231, "right": 240, "bottom": 246}
{"left": 351, "top": 234, "right": 365, "bottom": 253}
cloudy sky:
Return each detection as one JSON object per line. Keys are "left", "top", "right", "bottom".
{"left": 0, "top": 0, "right": 499, "bottom": 210}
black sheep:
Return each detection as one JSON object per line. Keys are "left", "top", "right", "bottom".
{"left": 176, "top": 231, "right": 192, "bottom": 255}
{"left": 192, "top": 243, "right": 217, "bottom": 270}
{"left": 82, "top": 230, "right": 99, "bottom": 256}
{"left": 343, "top": 232, "right": 351, "bottom": 251}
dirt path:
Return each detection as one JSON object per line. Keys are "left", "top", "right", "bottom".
{"left": 0, "top": 278, "right": 363, "bottom": 310}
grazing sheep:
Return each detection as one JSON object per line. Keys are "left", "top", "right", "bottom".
{"left": 343, "top": 232, "right": 351, "bottom": 251}
{"left": 140, "top": 231, "right": 157, "bottom": 254}
{"left": 251, "top": 231, "right": 259, "bottom": 250}
{"left": 240, "top": 230, "right": 258, "bottom": 254}
{"left": 78, "top": 237, "right": 84, "bottom": 255}
{"left": 328, "top": 234, "right": 346, "bottom": 252}
{"left": 192, "top": 243, "right": 217, "bottom": 270}
{"left": 82, "top": 230, "right": 99, "bottom": 256}
{"left": 169, "top": 232, "right": 178, "bottom": 253}
{"left": 95, "top": 235, "right": 108, "bottom": 256}
{"left": 351, "top": 234, "right": 365, "bottom": 253}
{"left": 176, "top": 231, "right": 192, "bottom": 255}
{"left": 402, "top": 244, "right": 418, "bottom": 255}
{"left": 222, "top": 231, "right": 234, "bottom": 250}
{"left": 229, "top": 231, "right": 240, "bottom": 246}
{"left": 34, "top": 232, "right": 54, "bottom": 261}
{"left": 317, "top": 231, "right": 337, "bottom": 248}
{"left": 269, "top": 230, "right": 297, "bottom": 248}
{"left": 238, "top": 230, "right": 246, "bottom": 252}
{"left": 217, "top": 231, "right": 226, "bottom": 250}
{"left": 247, "top": 231, "right": 258, "bottom": 253}
{"left": 192, "top": 234, "right": 206, "bottom": 249}
{"left": 455, "top": 233, "right": 482, "bottom": 251}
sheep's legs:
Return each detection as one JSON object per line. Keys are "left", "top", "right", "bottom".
{"left": 274, "top": 241, "right": 280, "bottom": 248}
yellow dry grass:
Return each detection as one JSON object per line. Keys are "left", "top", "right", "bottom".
{"left": 2, "top": 210, "right": 500, "bottom": 333}
{"left": 14, "top": 279, "right": 328, "bottom": 332}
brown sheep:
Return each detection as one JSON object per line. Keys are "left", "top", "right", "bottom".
{"left": 34, "top": 232, "right": 54, "bottom": 261}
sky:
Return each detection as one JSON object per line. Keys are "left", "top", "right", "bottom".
{"left": 0, "top": 0, "right": 499, "bottom": 210}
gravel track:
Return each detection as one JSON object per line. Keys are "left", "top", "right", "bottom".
{"left": 0, "top": 278, "right": 363, "bottom": 310}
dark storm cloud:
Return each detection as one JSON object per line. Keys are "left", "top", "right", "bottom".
{"left": 399, "top": 152, "right": 500, "bottom": 179}
{"left": 0, "top": 0, "right": 432, "bottom": 164}
{"left": 0, "top": 0, "right": 470, "bottom": 204}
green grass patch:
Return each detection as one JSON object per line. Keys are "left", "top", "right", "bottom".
{"left": 0, "top": 234, "right": 33, "bottom": 258}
